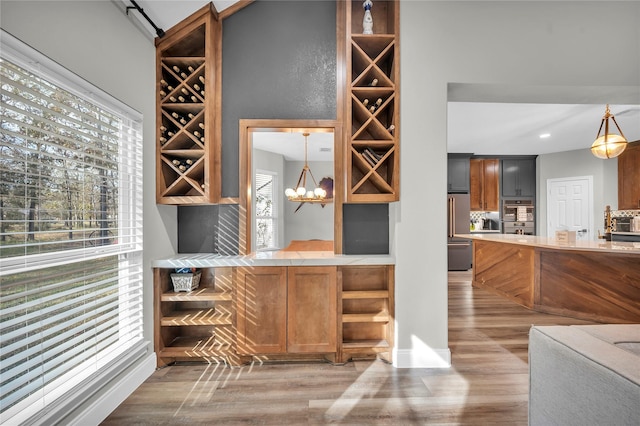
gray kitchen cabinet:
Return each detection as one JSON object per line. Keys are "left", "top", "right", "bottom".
{"left": 448, "top": 154, "right": 470, "bottom": 193}
{"left": 501, "top": 158, "right": 536, "bottom": 198}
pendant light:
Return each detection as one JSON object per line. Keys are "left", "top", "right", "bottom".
{"left": 284, "top": 133, "right": 332, "bottom": 204}
{"left": 591, "top": 104, "right": 628, "bottom": 159}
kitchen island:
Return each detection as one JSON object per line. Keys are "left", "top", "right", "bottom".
{"left": 461, "top": 234, "right": 640, "bottom": 323}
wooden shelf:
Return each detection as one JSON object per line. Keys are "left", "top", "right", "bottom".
{"left": 161, "top": 308, "right": 233, "bottom": 326}
{"left": 160, "top": 336, "right": 234, "bottom": 358}
{"left": 343, "top": 1, "right": 399, "bottom": 203}
{"left": 155, "top": 4, "right": 221, "bottom": 205}
{"left": 342, "top": 290, "right": 389, "bottom": 299}
{"left": 342, "top": 312, "right": 390, "bottom": 323}
{"left": 342, "top": 339, "right": 390, "bottom": 350}
{"left": 161, "top": 288, "right": 233, "bottom": 302}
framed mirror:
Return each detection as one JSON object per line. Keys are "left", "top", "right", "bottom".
{"left": 239, "top": 119, "right": 343, "bottom": 254}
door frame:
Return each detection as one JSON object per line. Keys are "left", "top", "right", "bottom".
{"left": 546, "top": 175, "right": 594, "bottom": 240}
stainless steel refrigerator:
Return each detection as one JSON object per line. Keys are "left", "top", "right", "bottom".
{"left": 447, "top": 193, "right": 472, "bottom": 271}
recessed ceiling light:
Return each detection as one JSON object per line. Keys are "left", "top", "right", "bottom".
{"left": 539, "top": 133, "right": 551, "bottom": 139}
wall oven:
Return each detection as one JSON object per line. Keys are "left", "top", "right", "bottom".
{"left": 502, "top": 199, "right": 535, "bottom": 234}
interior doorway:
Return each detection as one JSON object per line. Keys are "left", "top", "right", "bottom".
{"left": 547, "top": 176, "right": 594, "bottom": 240}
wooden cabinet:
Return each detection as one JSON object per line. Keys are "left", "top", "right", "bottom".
{"left": 470, "top": 159, "right": 499, "bottom": 211}
{"left": 155, "top": 5, "right": 221, "bottom": 204}
{"left": 287, "top": 267, "right": 337, "bottom": 353}
{"left": 342, "top": 1, "right": 400, "bottom": 202}
{"left": 154, "top": 263, "right": 392, "bottom": 365}
{"left": 448, "top": 155, "right": 470, "bottom": 193}
{"left": 338, "top": 265, "right": 394, "bottom": 363}
{"left": 618, "top": 141, "right": 640, "bottom": 210}
{"left": 501, "top": 158, "right": 536, "bottom": 198}
{"left": 236, "top": 266, "right": 337, "bottom": 355}
{"left": 236, "top": 266, "right": 287, "bottom": 354}
{"left": 153, "top": 267, "right": 238, "bottom": 367}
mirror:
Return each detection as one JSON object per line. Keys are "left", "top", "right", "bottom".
{"left": 239, "top": 120, "right": 343, "bottom": 254}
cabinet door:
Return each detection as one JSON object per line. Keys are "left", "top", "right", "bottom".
{"left": 484, "top": 159, "right": 500, "bottom": 211}
{"left": 236, "top": 266, "right": 287, "bottom": 354}
{"left": 618, "top": 142, "right": 640, "bottom": 210}
{"left": 469, "top": 159, "right": 483, "bottom": 210}
{"left": 287, "top": 266, "right": 337, "bottom": 353}
{"left": 448, "top": 157, "right": 470, "bottom": 193}
{"left": 501, "top": 159, "right": 519, "bottom": 197}
{"left": 517, "top": 159, "right": 536, "bottom": 197}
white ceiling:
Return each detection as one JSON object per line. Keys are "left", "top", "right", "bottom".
{"left": 124, "top": 1, "right": 640, "bottom": 158}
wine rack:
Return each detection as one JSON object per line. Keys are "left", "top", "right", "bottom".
{"left": 155, "top": 4, "right": 220, "bottom": 204}
{"left": 344, "top": 1, "right": 399, "bottom": 202}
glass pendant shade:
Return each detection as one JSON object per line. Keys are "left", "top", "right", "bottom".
{"left": 591, "top": 104, "right": 628, "bottom": 159}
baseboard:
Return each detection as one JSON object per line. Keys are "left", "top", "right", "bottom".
{"left": 393, "top": 347, "right": 451, "bottom": 368}
{"left": 66, "top": 351, "right": 156, "bottom": 425}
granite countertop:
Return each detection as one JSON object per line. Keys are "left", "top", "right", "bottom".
{"left": 152, "top": 251, "right": 396, "bottom": 268}
{"left": 458, "top": 233, "right": 640, "bottom": 254}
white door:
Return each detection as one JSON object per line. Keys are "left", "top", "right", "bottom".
{"left": 547, "top": 177, "right": 593, "bottom": 241}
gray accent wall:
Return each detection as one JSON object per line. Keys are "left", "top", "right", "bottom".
{"left": 221, "top": 0, "right": 337, "bottom": 198}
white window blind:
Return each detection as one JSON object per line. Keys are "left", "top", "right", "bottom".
{"left": 0, "top": 30, "right": 145, "bottom": 424}
{"left": 255, "top": 171, "right": 277, "bottom": 250}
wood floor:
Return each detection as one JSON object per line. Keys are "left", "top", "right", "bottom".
{"left": 103, "top": 270, "right": 597, "bottom": 425}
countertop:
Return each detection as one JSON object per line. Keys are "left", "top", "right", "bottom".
{"left": 152, "top": 251, "right": 396, "bottom": 268}
{"left": 458, "top": 233, "right": 640, "bottom": 254}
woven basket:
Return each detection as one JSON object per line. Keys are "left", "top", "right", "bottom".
{"left": 170, "top": 271, "right": 201, "bottom": 292}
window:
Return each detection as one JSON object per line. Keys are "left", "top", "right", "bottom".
{"left": 255, "top": 171, "right": 278, "bottom": 250}
{"left": 0, "top": 31, "right": 145, "bottom": 424}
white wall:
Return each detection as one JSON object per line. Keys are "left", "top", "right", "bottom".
{"left": 397, "top": 0, "right": 640, "bottom": 367}
{"left": 1, "top": 0, "right": 174, "bottom": 421}
{"left": 537, "top": 148, "right": 619, "bottom": 237}
{"left": 283, "top": 160, "right": 334, "bottom": 246}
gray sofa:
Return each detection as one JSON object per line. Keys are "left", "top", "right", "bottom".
{"left": 529, "top": 324, "right": 640, "bottom": 426}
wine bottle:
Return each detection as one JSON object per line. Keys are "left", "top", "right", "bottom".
{"left": 369, "top": 78, "right": 378, "bottom": 87}
{"left": 159, "top": 136, "right": 167, "bottom": 144}
{"left": 187, "top": 113, "right": 195, "bottom": 120}
{"left": 375, "top": 98, "right": 383, "bottom": 107}
{"left": 190, "top": 96, "right": 197, "bottom": 102}
{"left": 159, "top": 90, "right": 167, "bottom": 97}
{"left": 169, "top": 96, "right": 177, "bottom": 102}
{"left": 187, "top": 66, "right": 195, "bottom": 74}
{"left": 199, "top": 76, "right": 205, "bottom": 84}
{"left": 178, "top": 164, "right": 187, "bottom": 172}
{"left": 160, "top": 125, "right": 167, "bottom": 132}
{"left": 179, "top": 117, "right": 187, "bottom": 125}
{"left": 185, "top": 159, "right": 193, "bottom": 165}
{"left": 172, "top": 65, "right": 181, "bottom": 74}
{"left": 369, "top": 105, "right": 376, "bottom": 113}
{"left": 177, "top": 96, "right": 186, "bottom": 102}
{"left": 171, "top": 112, "right": 180, "bottom": 119}
{"left": 160, "top": 79, "right": 168, "bottom": 87}
{"left": 200, "top": 90, "right": 205, "bottom": 97}
{"left": 198, "top": 122, "right": 205, "bottom": 130}
{"left": 181, "top": 88, "right": 189, "bottom": 95}
{"left": 167, "top": 85, "right": 174, "bottom": 92}
{"left": 193, "top": 83, "right": 201, "bottom": 91}
{"left": 200, "top": 137, "right": 205, "bottom": 143}
{"left": 167, "top": 130, "right": 175, "bottom": 137}
{"left": 386, "top": 124, "right": 395, "bottom": 132}
{"left": 172, "top": 159, "right": 180, "bottom": 166}
{"left": 362, "top": 99, "right": 369, "bottom": 107}
{"left": 194, "top": 130, "right": 201, "bottom": 138}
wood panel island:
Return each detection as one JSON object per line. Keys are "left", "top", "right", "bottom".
{"left": 152, "top": 252, "right": 395, "bottom": 367}
{"left": 464, "top": 234, "right": 640, "bottom": 324}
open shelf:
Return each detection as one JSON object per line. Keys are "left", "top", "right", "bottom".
{"left": 155, "top": 4, "right": 221, "bottom": 204}
{"left": 343, "top": 1, "right": 399, "bottom": 202}
{"left": 339, "top": 265, "right": 394, "bottom": 362}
